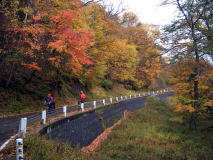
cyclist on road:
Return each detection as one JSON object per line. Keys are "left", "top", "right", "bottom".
{"left": 44, "top": 93, "right": 55, "bottom": 112}
{"left": 78, "top": 91, "right": 86, "bottom": 110}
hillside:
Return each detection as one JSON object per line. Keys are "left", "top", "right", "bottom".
{"left": 23, "top": 96, "right": 213, "bottom": 160}
{"left": 0, "top": 0, "right": 167, "bottom": 115}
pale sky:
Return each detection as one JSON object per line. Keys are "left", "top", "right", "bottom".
{"left": 107, "top": 0, "right": 178, "bottom": 26}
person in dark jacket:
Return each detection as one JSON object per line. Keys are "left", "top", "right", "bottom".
{"left": 44, "top": 93, "right": 55, "bottom": 112}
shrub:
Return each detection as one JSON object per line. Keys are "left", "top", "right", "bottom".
{"left": 102, "top": 80, "right": 113, "bottom": 90}
{"left": 125, "top": 84, "right": 133, "bottom": 90}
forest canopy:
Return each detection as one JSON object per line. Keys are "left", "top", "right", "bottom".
{"left": 0, "top": 0, "right": 163, "bottom": 91}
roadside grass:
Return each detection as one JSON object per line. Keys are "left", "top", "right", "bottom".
{"left": 0, "top": 84, "right": 143, "bottom": 116}
{"left": 24, "top": 135, "right": 87, "bottom": 160}
{"left": 86, "top": 85, "right": 143, "bottom": 101}
{"left": 24, "top": 96, "right": 213, "bottom": 160}
{"left": 95, "top": 96, "right": 213, "bottom": 160}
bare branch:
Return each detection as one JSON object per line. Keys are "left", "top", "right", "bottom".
{"left": 81, "top": 0, "right": 102, "bottom": 7}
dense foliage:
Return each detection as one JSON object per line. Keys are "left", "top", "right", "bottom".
{"left": 164, "top": 0, "right": 213, "bottom": 128}
{"left": 0, "top": 0, "right": 163, "bottom": 112}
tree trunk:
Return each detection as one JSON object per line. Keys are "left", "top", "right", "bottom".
{"left": 5, "top": 63, "right": 15, "bottom": 88}
{"left": 55, "top": 69, "right": 61, "bottom": 95}
{"left": 190, "top": 25, "right": 200, "bottom": 129}
{"left": 0, "top": 62, "right": 3, "bottom": 87}
{"left": 0, "top": 53, "right": 8, "bottom": 87}
{"left": 189, "top": 112, "right": 197, "bottom": 129}
{"left": 23, "top": 70, "right": 37, "bottom": 87}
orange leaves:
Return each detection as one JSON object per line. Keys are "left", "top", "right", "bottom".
{"left": 48, "top": 57, "right": 57, "bottom": 61}
{"left": 33, "top": 15, "right": 42, "bottom": 21}
{"left": 175, "top": 103, "right": 195, "bottom": 113}
{"left": 61, "top": 10, "right": 76, "bottom": 21}
{"left": 170, "top": 59, "right": 212, "bottom": 119}
{"left": 50, "top": 10, "right": 76, "bottom": 27}
{"left": 204, "top": 100, "right": 213, "bottom": 108}
{"left": 22, "top": 62, "right": 42, "bottom": 71}
{"left": 48, "top": 40, "right": 65, "bottom": 53}
{"left": 46, "top": 9, "right": 93, "bottom": 70}
{"left": 50, "top": 15, "right": 61, "bottom": 23}
{"left": 33, "top": 12, "right": 48, "bottom": 21}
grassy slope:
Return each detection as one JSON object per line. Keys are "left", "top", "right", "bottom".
{"left": 96, "top": 97, "right": 213, "bottom": 160}
{"left": 24, "top": 96, "right": 213, "bottom": 160}
{"left": 0, "top": 84, "right": 142, "bottom": 116}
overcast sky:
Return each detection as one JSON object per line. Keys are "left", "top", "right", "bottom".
{"left": 107, "top": 0, "right": 178, "bottom": 26}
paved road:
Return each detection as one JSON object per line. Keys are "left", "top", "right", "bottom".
{"left": 0, "top": 106, "right": 78, "bottom": 149}
{"left": 0, "top": 92, "right": 172, "bottom": 150}
{"left": 0, "top": 112, "right": 37, "bottom": 148}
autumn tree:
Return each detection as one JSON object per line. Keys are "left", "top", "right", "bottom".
{"left": 163, "top": 0, "right": 213, "bottom": 128}
{"left": 119, "top": 12, "right": 140, "bottom": 27}
{"left": 169, "top": 60, "right": 213, "bottom": 124}
{"left": 106, "top": 40, "right": 138, "bottom": 82}
{"left": 0, "top": 0, "right": 44, "bottom": 88}
{"left": 119, "top": 23, "right": 162, "bottom": 89}
{"left": 0, "top": 0, "right": 165, "bottom": 112}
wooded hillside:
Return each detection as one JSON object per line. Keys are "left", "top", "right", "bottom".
{"left": 0, "top": 0, "right": 165, "bottom": 113}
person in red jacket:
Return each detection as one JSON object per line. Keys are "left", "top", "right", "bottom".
{"left": 78, "top": 91, "right": 86, "bottom": 110}
{"left": 79, "top": 91, "right": 86, "bottom": 104}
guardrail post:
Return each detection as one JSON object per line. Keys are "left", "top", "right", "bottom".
{"left": 130, "top": 95, "right": 131, "bottom": 99}
{"left": 16, "top": 138, "right": 24, "bottom": 160}
{"left": 116, "top": 97, "right": 118, "bottom": 101}
{"left": 18, "top": 118, "right": 27, "bottom": 138}
{"left": 110, "top": 98, "right": 113, "bottom": 103}
{"left": 139, "top": 93, "right": 141, "bottom": 97}
{"left": 134, "top": 94, "right": 136, "bottom": 98}
{"left": 63, "top": 106, "right": 67, "bottom": 117}
{"left": 93, "top": 101, "right": 96, "bottom": 108}
{"left": 103, "top": 99, "right": 105, "bottom": 105}
{"left": 121, "top": 96, "right": 123, "bottom": 100}
{"left": 125, "top": 96, "right": 127, "bottom": 100}
{"left": 42, "top": 110, "right": 46, "bottom": 124}
{"left": 81, "top": 103, "right": 84, "bottom": 111}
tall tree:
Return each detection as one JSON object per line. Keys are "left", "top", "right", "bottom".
{"left": 163, "top": 0, "right": 213, "bottom": 128}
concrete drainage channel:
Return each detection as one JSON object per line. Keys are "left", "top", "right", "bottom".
{"left": 39, "top": 93, "right": 171, "bottom": 148}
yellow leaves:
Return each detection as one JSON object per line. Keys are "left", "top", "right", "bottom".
{"left": 121, "top": 25, "right": 162, "bottom": 83}
{"left": 107, "top": 40, "right": 138, "bottom": 82}
{"left": 170, "top": 59, "right": 212, "bottom": 118}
